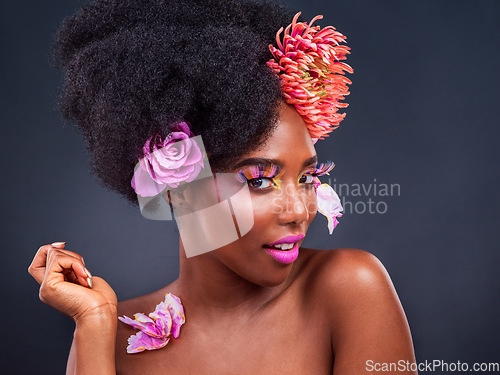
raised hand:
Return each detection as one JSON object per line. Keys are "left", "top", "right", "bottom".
{"left": 28, "top": 242, "right": 117, "bottom": 322}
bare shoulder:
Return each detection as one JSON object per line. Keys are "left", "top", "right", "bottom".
{"left": 115, "top": 284, "right": 177, "bottom": 371}
{"left": 117, "top": 279, "right": 179, "bottom": 317}
{"left": 298, "top": 247, "right": 390, "bottom": 293}
{"left": 297, "top": 248, "right": 416, "bottom": 374}
{"left": 116, "top": 292, "right": 155, "bottom": 367}
{"left": 298, "top": 247, "right": 404, "bottom": 322}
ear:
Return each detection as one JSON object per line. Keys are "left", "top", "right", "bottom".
{"left": 162, "top": 188, "right": 187, "bottom": 207}
{"left": 162, "top": 189, "right": 173, "bottom": 205}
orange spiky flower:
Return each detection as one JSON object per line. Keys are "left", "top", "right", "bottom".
{"left": 267, "top": 12, "right": 353, "bottom": 140}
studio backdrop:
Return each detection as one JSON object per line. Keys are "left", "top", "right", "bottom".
{"left": 1, "top": 0, "right": 499, "bottom": 373}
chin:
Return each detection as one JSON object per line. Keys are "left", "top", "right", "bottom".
{"left": 214, "top": 243, "right": 295, "bottom": 287}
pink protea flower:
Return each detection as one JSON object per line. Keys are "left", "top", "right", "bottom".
{"left": 131, "top": 122, "right": 205, "bottom": 197}
{"left": 267, "top": 12, "right": 353, "bottom": 140}
{"left": 118, "top": 293, "right": 186, "bottom": 354}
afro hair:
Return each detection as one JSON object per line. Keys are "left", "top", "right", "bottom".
{"left": 52, "top": 0, "right": 300, "bottom": 206}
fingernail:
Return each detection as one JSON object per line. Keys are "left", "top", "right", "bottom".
{"left": 84, "top": 268, "right": 92, "bottom": 278}
{"left": 84, "top": 268, "right": 93, "bottom": 288}
{"left": 51, "top": 242, "right": 66, "bottom": 246}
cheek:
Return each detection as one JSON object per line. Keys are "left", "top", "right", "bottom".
{"left": 306, "top": 192, "right": 318, "bottom": 221}
{"left": 302, "top": 189, "right": 318, "bottom": 225}
{"left": 249, "top": 188, "right": 318, "bottom": 223}
{"left": 249, "top": 194, "right": 278, "bottom": 226}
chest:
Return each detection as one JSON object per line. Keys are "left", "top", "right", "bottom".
{"left": 116, "top": 301, "right": 332, "bottom": 374}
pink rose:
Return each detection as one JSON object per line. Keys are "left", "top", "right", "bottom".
{"left": 131, "top": 122, "right": 204, "bottom": 197}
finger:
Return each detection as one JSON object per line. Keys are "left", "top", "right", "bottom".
{"left": 49, "top": 242, "right": 89, "bottom": 269}
{"left": 28, "top": 244, "right": 54, "bottom": 284}
{"left": 29, "top": 243, "right": 92, "bottom": 288}
{"left": 47, "top": 248, "right": 91, "bottom": 285}
{"left": 44, "top": 250, "right": 91, "bottom": 289}
{"left": 47, "top": 247, "right": 93, "bottom": 287}
{"left": 28, "top": 242, "right": 69, "bottom": 283}
{"left": 62, "top": 268, "right": 79, "bottom": 284}
{"left": 53, "top": 248, "right": 86, "bottom": 266}
{"left": 46, "top": 247, "right": 77, "bottom": 266}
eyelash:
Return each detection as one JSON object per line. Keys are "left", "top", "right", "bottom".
{"left": 235, "top": 163, "right": 281, "bottom": 191}
{"left": 306, "top": 161, "right": 335, "bottom": 178}
{"left": 299, "top": 161, "right": 335, "bottom": 185}
{"left": 236, "top": 161, "right": 335, "bottom": 191}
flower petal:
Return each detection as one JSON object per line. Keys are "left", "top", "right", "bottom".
{"left": 118, "top": 313, "right": 154, "bottom": 331}
{"left": 149, "top": 301, "right": 172, "bottom": 338}
{"left": 119, "top": 292, "right": 186, "bottom": 354}
{"left": 131, "top": 164, "right": 167, "bottom": 197}
{"left": 164, "top": 293, "right": 186, "bottom": 339}
{"left": 183, "top": 141, "right": 203, "bottom": 166}
{"left": 126, "top": 331, "right": 170, "bottom": 354}
{"left": 171, "top": 121, "right": 193, "bottom": 136}
{"left": 316, "top": 183, "right": 343, "bottom": 235}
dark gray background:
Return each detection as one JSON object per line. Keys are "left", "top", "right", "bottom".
{"left": 1, "top": 0, "right": 499, "bottom": 373}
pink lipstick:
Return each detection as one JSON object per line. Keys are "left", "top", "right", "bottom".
{"left": 264, "top": 242, "right": 299, "bottom": 264}
{"left": 263, "top": 234, "right": 304, "bottom": 264}
{"left": 266, "top": 234, "right": 305, "bottom": 246}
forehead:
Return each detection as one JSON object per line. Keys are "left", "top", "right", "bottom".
{"left": 243, "top": 104, "right": 316, "bottom": 163}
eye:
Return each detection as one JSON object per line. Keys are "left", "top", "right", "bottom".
{"left": 298, "top": 174, "right": 315, "bottom": 184}
{"left": 248, "top": 177, "right": 274, "bottom": 190}
{"left": 235, "top": 162, "right": 282, "bottom": 191}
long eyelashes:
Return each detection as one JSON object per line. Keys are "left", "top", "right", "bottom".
{"left": 235, "top": 161, "right": 334, "bottom": 190}
{"left": 307, "top": 161, "right": 335, "bottom": 177}
{"left": 235, "top": 163, "right": 282, "bottom": 184}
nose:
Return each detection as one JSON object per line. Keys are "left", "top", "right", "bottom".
{"left": 276, "top": 183, "right": 310, "bottom": 226}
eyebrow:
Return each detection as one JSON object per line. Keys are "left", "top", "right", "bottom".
{"left": 232, "top": 155, "right": 318, "bottom": 170}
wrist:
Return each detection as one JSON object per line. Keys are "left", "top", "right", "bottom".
{"left": 72, "top": 308, "right": 117, "bottom": 375}
{"left": 75, "top": 305, "right": 118, "bottom": 329}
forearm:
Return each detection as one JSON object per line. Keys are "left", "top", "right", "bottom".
{"left": 70, "top": 312, "right": 117, "bottom": 375}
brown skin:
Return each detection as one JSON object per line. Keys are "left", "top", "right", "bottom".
{"left": 28, "top": 242, "right": 117, "bottom": 375}
{"left": 29, "top": 104, "right": 416, "bottom": 374}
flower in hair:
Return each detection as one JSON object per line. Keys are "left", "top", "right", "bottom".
{"left": 131, "top": 122, "right": 205, "bottom": 197}
{"left": 267, "top": 12, "right": 353, "bottom": 140}
{"left": 118, "top": 293, "right": 186, "bottom": 354}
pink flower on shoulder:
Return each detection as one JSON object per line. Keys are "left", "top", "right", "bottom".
{"left": 316, "top": 183, "right": 343, "bottom": 234}
{"left": 131, "top": 122, "right": 205, "bottom": 197}
{"left": 118, "top": 293, "right": 186, "bottom": 354}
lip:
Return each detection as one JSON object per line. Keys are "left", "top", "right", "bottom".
{"left": 265, "top": 234, "right": 305, "bottom": 246}
{"left": 264, "top": 242, "right": 299, "bottom": 264}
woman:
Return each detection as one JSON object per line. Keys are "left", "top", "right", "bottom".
{"left": 28, "top": 0, "right": 417, "bottom": 373}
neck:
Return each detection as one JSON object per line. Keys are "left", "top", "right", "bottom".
{"left": 175, "top": 238, "right": 287, "bottom": 321}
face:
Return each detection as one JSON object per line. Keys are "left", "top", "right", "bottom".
{"left": 206, "top": 103, "right": 324, "bottom": 286}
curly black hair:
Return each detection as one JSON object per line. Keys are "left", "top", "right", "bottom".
{"left": 51, "top": 0, "right": 300, "bottom": 206}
